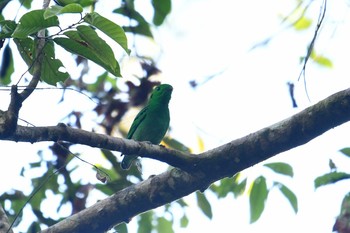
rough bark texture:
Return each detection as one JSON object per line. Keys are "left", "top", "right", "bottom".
{"left": 0, "top": 203, "right": 13, "bottom": 233}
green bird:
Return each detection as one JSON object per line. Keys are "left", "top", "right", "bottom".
{"left": 121, "top": 84, "right": 173, "bottom": 170}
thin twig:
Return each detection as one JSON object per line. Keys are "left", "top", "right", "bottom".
{"left": 298, "top": 0, "right": 327, "bottom": 101}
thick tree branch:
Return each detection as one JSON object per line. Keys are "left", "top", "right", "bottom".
{"left": 34, "top": 88, "right": 350, "bottom": 232}
{"left": 1, "top": 123, "right": 191, "bottom": 167}
{"left": 196, "top": 86, "right": 350, "bottom": 179}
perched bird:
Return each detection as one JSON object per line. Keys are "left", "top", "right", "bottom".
{"left": 121, "top": 84, "right": 173, "bottom": 170}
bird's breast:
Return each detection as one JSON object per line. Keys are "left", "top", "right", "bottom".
{"left": 132, "top": 107, "right": 170, "bottom": 144}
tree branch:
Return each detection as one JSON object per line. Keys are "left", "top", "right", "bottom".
{"left": 19, "top": 9, "right": 48, "bottom": 102}
{"left": 0, "top": 1, "right": 49, "bottom": 138}
{"left": 40, "top": 169, "right": 206, "bottom": 233}
{"left": 0, "top": 86, "right": 22, "bottom": 137}
{"left": 1, "top": 123, "right": 193, "bottom": 170}
{"left": 18, "top": 88, "right": 350, "bottom": 232}
{"left": 0, "top": 203, "right": 13, "bottom": 233}
{"left": 3, "top": 88, "right": 350, "bottom": 172}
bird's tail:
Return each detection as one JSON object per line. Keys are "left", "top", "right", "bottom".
{"left": 121, "top": 154, "right": 137, "bottom": 170}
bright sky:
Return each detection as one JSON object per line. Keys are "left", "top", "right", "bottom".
{"left": 2, "top": 0, "right": 350, "bottom": 232}
{"left": 142, "top": 0, "right": 350, "bottom": 232}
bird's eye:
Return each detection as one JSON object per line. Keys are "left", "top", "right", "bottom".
{"left": 156, "top": 86, "right": 161, "bottom": 91}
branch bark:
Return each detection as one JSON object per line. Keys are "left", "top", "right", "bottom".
{"left": 33, "top": 87, "right": 350, "bottom": 232}
{"left": 0, "top": 203, "right": 13, "bottom": 233}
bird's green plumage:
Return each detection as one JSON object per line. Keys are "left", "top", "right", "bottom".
{"left": 121, "top": 84, "right": 173, "bottom": 170}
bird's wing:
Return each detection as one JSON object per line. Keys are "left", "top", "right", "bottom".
{"left": 127, "top": 106, "right": 148, "bottom": 139}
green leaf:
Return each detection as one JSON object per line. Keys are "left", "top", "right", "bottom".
{"left": 156, "top": 217, "right": 174, "bottom": 233}
{"left": 96, "top": 179, "right": 115, "bottom": 193}
{"left": 122, "top": 25, "right": 153, "bottom": 38}
{"left": 22, "top": 0, "right": 33, "bottom": 9}
{"left": 275, "top": 182, "right": 298, "bottom": 213}
{"left": 339, "top": 148, "right": 350, "bottom": 157}
{"left": 0, "top": 43, "right": 13, "bottom": 84}
{"left": 28, "top": 222, "right": 41, "bottom": 233}
{"left": 210, "top": 174, "right": 246, "bottom": 198}
{"left": 180, "top": 214, "right": 189, "bottom": 228}
{"left": 86, "top": 72, "right": 117, "bottom": 93}
{"left": 54, "top": 26, "right": 121, "bottom": 77}
{"left": 310, "top": 52, "right": 333, "bottom": 68}
{"left": 249, "top": 176, "right": 268, "bottom": 223}
{"left": 13, "top": 37, "right": 34, "bottom": 67}
{"left": 79, "top": 0, "right": 95, "bottom": 7}
{"left": 113, "top": 7, "right": 153, "bottom": 38}
{"left": 40, "top": 40, "right": 69, "bottom": 85}
{"left": 162, "top": 136, "right": 191, "bottom": 153}
{"left": 151, "top": 0, "right": 171, "bottom": 26}
{"left": 234, "top": 178, "right": 247, "bottom": 198}
{"left": 29, "top": 161, "right": 42, "bottom": 168}
{"left": 175, "top": 199, "right": 188, "bottom": 208}
{"left": 30, "top": 180, "right": 48, "bottom": 210}
{"left": 293, "top": 16, "right": 312, "bottom": 30}
{"left": 12, "top": 10, "right": 59, "bottom": 38}
{"left": 0, "top": 20, "right": 17, "bottom": 39}
{"left": 84, "top": 12, "right": 129, "bottom": 54}
{"left": 75, "top": 25, "right": 120, "bottom": 76}
{"left": 15, "top": 38, "right": 65, "bottom": 85}
{"left": 137, "top": 211, "right": 153, "bottom": 233}
{"left": 44, "top": 3, "right": 83, "bottom": 19}
{"left": 264, "top": 162, "right": 294, "bottom": 177}
{"left": 53, "top": 0, "right": 78, "bottom": 6}
{"left": 314, "top": 172, "right": 350, "bottom": 189}
{"left": 100, "top": 149, "right": 121, "bottom": 175}
{"left": 113, "top": 7, "right": 146, "bottom": 24}
{"left": 8, "top": 193, "right": 26, "bottom": 218}
{"left": 114, "top": 223, "right": 128, "bottom": 233}
{"left": 196, "top": 191, "right": 212, "bottom": 219}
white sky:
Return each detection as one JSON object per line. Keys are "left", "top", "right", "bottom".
{"left": 2, "top": 0, "right": 350, "bottom": 232}
{"left": 137, "top": 0, "right": 350, "bottom": 232}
